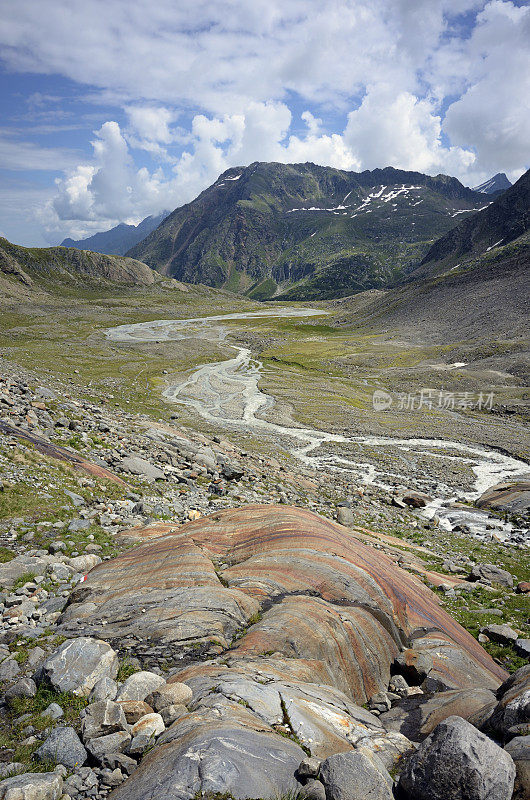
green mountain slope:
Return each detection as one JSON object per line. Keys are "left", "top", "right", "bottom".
{"left": 127, "top": 162, "right": 489, "bottom": 300}
{"left": 0, "top": 237, "right": 159, "bottom": 298}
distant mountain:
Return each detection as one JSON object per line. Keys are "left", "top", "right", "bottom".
{"left": 61, "top": 211, "right": 169, "bottom": 256}
{"left": 0, "top": 237, "right": 158, "bottom": 296}
{"left": 472, "top": 173, "right": 512, "bottom": 195}
{"left": 127, "top": 162, "right": 488, "bottom": 300}
{"left": 334, "top": 168, "right": 530, "bottom": 353}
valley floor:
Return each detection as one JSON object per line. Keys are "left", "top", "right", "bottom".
{"left": 0, "top": 282, "right": 528, "bottom": 793}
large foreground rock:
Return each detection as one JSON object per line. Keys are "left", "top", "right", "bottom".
{"left": 59, "top": 506, "right": 505, "bottom": 697}
{"left": 108, "top": 707, "right": 305, "bottom": 800}
{"left": 37, "top": 637, "right": 118, "bottom": 696}
{"left": 399, "top": 715, "right": 516, "bottom": 800}
{"left": 57, "top": 506, "right": 506, "bottom": 799}
{"left": 0, "top": 771, "right": 63, "bottom": 799}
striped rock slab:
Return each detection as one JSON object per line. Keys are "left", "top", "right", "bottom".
{"left": 58, "top": 505, "right": 506, "bottom": 800}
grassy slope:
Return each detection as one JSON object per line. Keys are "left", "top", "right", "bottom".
{"left": 0, "top": 236, "right": 158, "bottom": 292}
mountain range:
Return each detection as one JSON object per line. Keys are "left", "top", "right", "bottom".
{"left": 61, "top": 211, "right": 169, "bottom": 256}
{"left": 127, "top": 162, "right": 490, "bottom": 300}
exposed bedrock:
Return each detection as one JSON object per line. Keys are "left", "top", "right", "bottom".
{"left": 57, "top": 505, "right": 507, "bottom": 799}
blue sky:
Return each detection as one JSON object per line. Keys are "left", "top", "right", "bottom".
{"left": 0, "top": 0, "right": 528, "bottom": 246}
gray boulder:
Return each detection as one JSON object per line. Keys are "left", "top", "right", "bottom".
{"left": 89, "top": 676, "right": 118, "bottom": 702}
{"left": 0, "top": 657, "right": 20, "bottom": 682}
{"left": 485, "top": 665, "right": 530, "bottom": 741}
{"left": 515, "top": 639, "right": 530, "bottom": 659}
{"left": 0, "top": 554, "right": 51, "bottom": 588}
{"left": 504, "top": 735, "right": 530, "bottom": 800}
{"left": 4, "top": 677, "right": 37, "bottom": 704}
{"left": 35, "top": 726, "right": 87, "bottom": 769}
{"left": 38, "top": 637, "right": 118, "bottom": 696}
{"left": 297, "top": 756, "right": 321, "bottom": 780}
{"left": 299, "top": 779, "right": 326, "bottom": 800}
{"left": 127, "top": 713, "right": 165, "bottom": 756}
{"left": 115, "top": 671, "right": 166, "bottom": 702}
{"left": 336, "top": 506, "right": 355, "bottom": 526}
{"left": 481, "top": 623, "right": 519, "bottom": 645}
{"left": 41, "top": 702, "right": 64, "bottom": 721}
{"left": 320, "top": 750, "right": 392, "bottom": 800}
{"left": 469, "top": 563, "right": 513, "bottom": 588}
{"left": 80, "top": 700, "right": 128, "bottom": 741}
{"left": 86, "top": 731, "right": 131, "bottom": 762}
{"left": 160, "top": 703, "right": 188, "bottom": 726}
{"left": 145, "top": 682, "right": 192, "bottom": 711}
{"left": 399, "top": 715, "right": 516, "bottom": 800}
{"left": 118, "top": 456, "right": 164, "bottom": 481}
{"left": 0, "top": 771, "right": 63, "bottom": 799}
{"left": 67, "top": 519, "right": 91, "bottom": 533}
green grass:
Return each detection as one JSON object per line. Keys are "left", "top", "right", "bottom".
{"left": 0, "top": 684, "right": 89, "bottom": 772}
{"left": 0, "top": 546, "right": 15, "bottom": 563}
{"left": 117, "top": 658, "right": 141, "bottom": 682}
{"left": 12, "top": 572, "right": 37, "bottom": 589}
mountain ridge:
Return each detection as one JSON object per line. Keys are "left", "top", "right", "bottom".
{"left": 418, "top": 168, "right": 530, "bottom": 271}
{"left": 333, "top": 169, "right": 530, "bottom": 363}
{"left": 127, "top": 161, "right": 488, "bottom": 300}
{"left": 0, "top": 236, "right": 159, "bottom": 297}
{"left": 61, "top": 211, "right": 169, "bottom": 256}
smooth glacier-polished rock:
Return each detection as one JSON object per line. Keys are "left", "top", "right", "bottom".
{"left": 56, "top": 505, "right": 506, "bottom": 800}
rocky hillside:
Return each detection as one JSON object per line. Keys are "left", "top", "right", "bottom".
{"left": 61, "top": 212, "right": 169, "bottom": 256}
{"left": 127, "top": 162, "right": 488, "bottom": 300}
{"left": 0, "top": 237, "right": 159, "bottom": 295}
{"left": 0, "top": 362, "right": 528, "bottom": 799}
{"left": 334, "top": 170, "right": 530, "bottom": 360}
{"left": 418, "top": 168, "right": 530, "bottom": 270}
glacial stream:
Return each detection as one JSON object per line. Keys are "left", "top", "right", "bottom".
{"left": 107, "top": 308, "right": 528, "bottom": 543}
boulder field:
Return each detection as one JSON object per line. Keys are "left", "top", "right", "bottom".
{"left": 54, "top": 505, "right": 510, "bottom": 799}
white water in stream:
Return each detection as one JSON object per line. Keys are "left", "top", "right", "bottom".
{"left": 107, "top": 309, "right": 528, "bottom": 542}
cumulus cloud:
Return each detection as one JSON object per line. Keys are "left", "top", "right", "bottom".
{"left": 127, "top": 107, "right": 174, "bottom": 143}
{"left": 343, "top": 87, "right": 475, "bottom": 174}
{"left": 441, "top": 1, "right": 530, "bottom": 177}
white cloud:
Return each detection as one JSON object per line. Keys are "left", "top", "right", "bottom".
{"left": 127, "top": 106, "right": 174, "bottom": 144}
{"left": 441, "top": 1, "right": 530, "bottom": 177}
{"left": 0, "top": 1, "right": 483, "bottom": 111}
{"left": 343, "top": 86, "right": 475, "bottom": 175}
